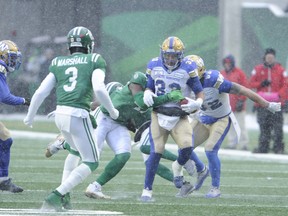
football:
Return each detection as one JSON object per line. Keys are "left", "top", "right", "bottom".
{"left": 180, "top": 99, "right": 188, "bottom": 105}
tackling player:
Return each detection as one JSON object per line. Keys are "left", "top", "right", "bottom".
{"left": 45, "top": 72, "right": 189, "bottom": 201}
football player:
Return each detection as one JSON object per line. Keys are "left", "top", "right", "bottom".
{"left": 180, "top": 55, "right": 281, "bottom": 198}
{"left": 46, "top": 72, "right": 188, "bottom": 200}
{"left": 24, "top": 26, "right": 118, "bottom": 211}
{"left": 141, "top": 36, "right": 205, "bottom": 201}
{"left": 0, "top": 40, "right": 30, "bottom": 193}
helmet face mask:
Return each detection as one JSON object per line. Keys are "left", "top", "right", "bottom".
{"left": 0, "top": 40, "right": 22, "bottom": 72}
{"left": 161, "top": 36, "right": 185, "bottom": 70}
{"left": 67, "top": 26, "right": 95, "bottom": 54}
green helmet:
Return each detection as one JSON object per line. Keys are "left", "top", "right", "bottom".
{"left": 67, "top": 26, "right": 94, "bottom": 53}
{"left": 129, "top": 71, "right": 147, "bottom": 90}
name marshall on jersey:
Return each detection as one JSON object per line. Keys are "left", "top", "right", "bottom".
{"left": 57, "top": 56, "right": 88, "bottom": 66}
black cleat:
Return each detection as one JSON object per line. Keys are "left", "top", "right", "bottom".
{"left": 0, "top": 178, "right": 23, "bottom": 193}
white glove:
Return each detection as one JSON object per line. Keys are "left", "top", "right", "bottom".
{"left": 23, "top": 116, "right": 33, "bottom": 128}
{"left": 267, "top": 102, "right": 281, "bottom": 114}
{"left": 143, "top": 90, "right": 157, "bottom": 107}
{"left": 181, "top": 97, "right": 203, "bottom": 113}
{"left": 109, "top": 108, "right": 119, "bottom": 120}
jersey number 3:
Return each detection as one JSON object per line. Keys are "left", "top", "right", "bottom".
{"left": 63, "top": 67, "right": 78, "bottom": 92}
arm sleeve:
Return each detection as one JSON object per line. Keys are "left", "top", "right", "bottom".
{"left": 186, "top": 77, "right": 203, "bottom": 95}
{"left": 0, "top": 75, "right": 25, "bottom": 105}
{"left": 134, "top": 91, "right": 172, "bottom": 110}
{"left": 92, "top": 69, "right": 115, "bottom": 113}
{"left": 26, "top": 72, "right": 56, "bottom": 119}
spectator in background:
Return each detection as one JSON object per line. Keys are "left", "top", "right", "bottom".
{"left": 249, "top": 48, "right": 287, "bottom": 154}
{"left": 221, "top": 55, "right": 249, "bottom": 150}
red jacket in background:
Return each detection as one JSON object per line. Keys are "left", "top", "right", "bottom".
{"left": 249, "top": 63, "right": 287, "bottom": 106}
{"left": 221, "top": 67, "right": 248, "bottom": 112}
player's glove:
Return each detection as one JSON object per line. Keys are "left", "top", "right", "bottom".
{"left": 261, "top": 79, "right": 271, "bottom": 87}
{"left": 167, "top": 90, "right": 184, "bottom": 102}
{"left": 267, "top": 102, "right": 281, "bottom": 114}
{"left": 23, "top": 98, "right": 31, "bottom": 106}
{"left": 143, "top": 89, "right": 157, "bottom": 107}
{"left": 109, "top": 108, "right": 119, "bottom": 120}
{"left": 181, "top": 97, "right": 203, "bottom": 113}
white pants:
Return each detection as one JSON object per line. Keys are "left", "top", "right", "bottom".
{"left": 95, "top": 111, "right": 131, "bottom": 155}
{"left": 55, "top": 113, "right": 99, "bottom": 163}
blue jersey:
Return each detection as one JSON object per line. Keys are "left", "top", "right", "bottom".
{"left": 199, "top": 69, "right": 232, "bottom": 120}
{"left": 0, "top": 60, "right": 24, "bottom": 105}
{"left": 146, "top": 56, "right": 203, "bottom": 108}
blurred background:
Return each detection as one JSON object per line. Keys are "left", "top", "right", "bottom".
{"left": 0, "top": 0, "right": 288, "bottom": 114}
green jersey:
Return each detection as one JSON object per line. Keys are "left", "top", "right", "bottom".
{"left": 49, "top": 53, "right": 106, "bottom": 111}
{"left": 100, "top": 84, "right": 151, "bottom": 128}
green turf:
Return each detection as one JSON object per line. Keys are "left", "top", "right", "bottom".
{"left": 0, "top": 120, "right": 287, "bottom": 215}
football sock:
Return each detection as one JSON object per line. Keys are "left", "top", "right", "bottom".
{"left": 155, "top": 162, "right": 173, "bottom": 182}
{"left": 0, "top": 138, "right": 12, "bottom": 177}
{"left": 62, "top": 154, "right": 80, "bottom": 183}
{"left": 205, "top": 150, "right": 220, "bottom": 187}
{"left": 144, "top": 152, "right": 161, "bottom": 190}
{"left": 56, "top": 163, "right": 91, "bottom": 195}
{"left": 162, "top": 149, "right": 177, "bottom": 161}
{"left": 96, "top": 152, "right": 131, "bottom": 186}
{"left": 190, "top": 151, "right": 205, "bottom": 172}
{"left": 140, "top": 145, "right": 177, "bottom": 161}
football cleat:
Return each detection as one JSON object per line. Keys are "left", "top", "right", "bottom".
{"left": 183, "top": 159, "right": 195, "bottom": 176}
{"left": 62, "top": 193, "right": 72, "bottom": 210}
{"left": 42, "top": 191, "right": 65, "bottom": 212}
{"left": 173, "top": 176, "right": 184, "bottom": 189}
{"left": 0, "top": 178, "right": 23, "bottom": 193}
{"left": 175, "top": 181, "right": 194, "bottom": 198}
{"left": 140, "top": 189, "right": 153, "bottom": 202}
{"left": 85, "top": 182, "right": 111, "bottom": 199}
{"left": 45, "top": 134, "right": 65, "bottom": 158}
{"left": 194, "top": 165, "right": 209, "bottom": 191}
{"left": 172, "top": 161, "right": 184, "bottom": 188}
{"left": 205, "top": 187, "right": 221, "bottom": 198}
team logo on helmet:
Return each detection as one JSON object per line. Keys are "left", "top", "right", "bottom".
{"left": 0, "top": 40, "right": 22, "bottom": 72}
{"left": 186, "top": 55, "right": 205, "bottom": 78}
{"left": 161, "top": 36, "right": 185, "bottom": 71}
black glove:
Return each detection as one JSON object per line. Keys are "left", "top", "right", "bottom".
{"left": 235, "top": 100, "right": 244, "bottom": 112}
{"left": 23, "top": 98, "right": 31, "bottom": 106}
{"left": 260, "top": 79, "right": 271, "bottom": 87}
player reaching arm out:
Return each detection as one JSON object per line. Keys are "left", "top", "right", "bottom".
{"left": 228, "top": 82, "right": 280, "bottom": 113}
